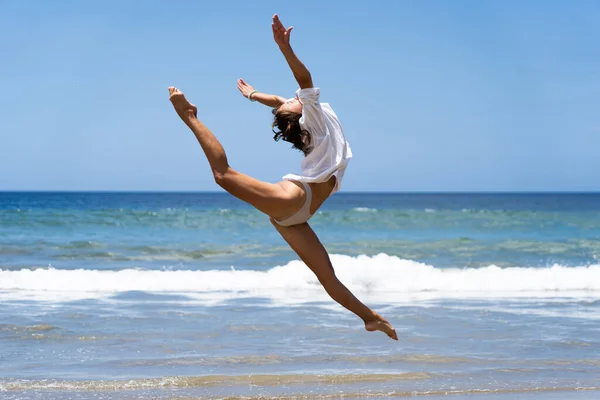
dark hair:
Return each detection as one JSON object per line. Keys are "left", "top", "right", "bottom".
{"left": 272, "top": 110, "right": 312, "bottom": 155}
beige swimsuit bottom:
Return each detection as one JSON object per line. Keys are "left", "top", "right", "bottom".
{"left": 273, "top": 181, "right": 313, "bottom": 226}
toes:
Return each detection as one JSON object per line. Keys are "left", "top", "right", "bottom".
{"left": 169, "top": 88, "right": 179, "bottom": 98}
{"left": 169, "top": 88, "right": 185, "bottom": 102}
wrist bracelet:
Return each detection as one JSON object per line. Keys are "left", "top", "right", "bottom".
{"left": 248, "top": 90, "right": 259, "bottom": 102}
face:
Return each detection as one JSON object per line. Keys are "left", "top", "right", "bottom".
{"left": 277, "top": 97, "right": 303, "bottom": 114}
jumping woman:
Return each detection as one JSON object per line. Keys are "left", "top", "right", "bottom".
{"left": 168, "top": 14, "right": 397, "bottom": 340}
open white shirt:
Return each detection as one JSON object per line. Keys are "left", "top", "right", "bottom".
{"left": 282, "top": 88, "right": 352, "bottom": 193}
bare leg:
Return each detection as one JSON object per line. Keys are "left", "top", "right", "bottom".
{"left": 168, "top": 87, "right": 304, "bottom": 219}
{"left": 168, "top": 87, "right": 395, "bottom": 339}
{"left": 271, "top": 219, "right": 398, "bottom": 340}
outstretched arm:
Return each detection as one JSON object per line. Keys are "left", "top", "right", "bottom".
{"left": 237, "top": 78, "right": 286, "bottom": 108}
{"left": 272, "top": 14, "right": 313, "bottom": 89}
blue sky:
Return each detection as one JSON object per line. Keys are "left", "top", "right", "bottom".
{"left": 1, "top": 0, "right": 598, "bottom": 192}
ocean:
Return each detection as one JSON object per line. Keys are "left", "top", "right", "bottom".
{"left": 1, "top": 192, "right": 599, "bottom": 399}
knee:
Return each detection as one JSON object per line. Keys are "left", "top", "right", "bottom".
{"left": 213, "top": 171, "right": 226, "bottom": 187}
{"left": 212, "top": 168, "right": 230, "bottom": 189}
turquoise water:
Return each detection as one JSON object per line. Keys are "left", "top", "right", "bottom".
{"left": 1, "top": 192, "right": 599, "bottom": 399}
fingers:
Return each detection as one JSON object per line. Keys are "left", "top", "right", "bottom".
{"left": 237, "top": 79, "right": 248, "bottom": 93}
{"left": 272, "top": 14, "right": 283, "bottom": 30}
{"left": 272, "top": 14, "right": 293, "bottom": 46}
{"left": 272, "top": 14, "right": 288, "bottom": 36}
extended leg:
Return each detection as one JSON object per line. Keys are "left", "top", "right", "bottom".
{"left": 271, "top": 219, "right": 398, "bottom": 340}
{"left": 168, "top": 87, "right": 303, "bottom": 219}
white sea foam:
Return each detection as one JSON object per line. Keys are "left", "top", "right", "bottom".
{"left": 1, "top": 254, "right": 600, "bottom": 303}
{"left": 353, "top": 207, "right": 377, "bottom": 212}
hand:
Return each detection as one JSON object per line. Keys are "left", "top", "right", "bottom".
{"left": 272, "top": 14, "right": 293, "bottom": 49}
{"left": 237, "top": 78, "right": 256, "bottom": 99}
{"left": 168, "top": 86, "right": 197, "bottom": 121}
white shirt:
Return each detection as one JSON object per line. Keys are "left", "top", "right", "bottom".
{"left": 282, "top": 88, "right": 352, "bottom": 193}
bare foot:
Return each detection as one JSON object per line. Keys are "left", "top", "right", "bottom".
{"left": 365, "top": 313, "right": 398, "bottom": 341}
{"left": 168, "top": 86, "right": 197, "bottom": 120}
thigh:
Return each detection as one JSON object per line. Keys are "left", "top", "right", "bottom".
{"left": 218, "top": 168, "right": 304, "bottom": 219}
{"left": 270, "top": 219, "right": 335, "bottom": 281}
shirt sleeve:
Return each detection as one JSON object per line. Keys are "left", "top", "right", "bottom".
{"left": 296, "top": 88, "right": 327, "bottom": 141}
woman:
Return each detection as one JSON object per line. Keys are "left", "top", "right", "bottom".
{"left": 168, "top": 14, "right": 397, "bottom": 340}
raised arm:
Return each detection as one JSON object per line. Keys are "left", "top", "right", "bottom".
{"left": 272, "top": 14, "right": 313, "bottom": 89}
{"left": 237, "top": 78, "right": 286, "bottom": 108}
